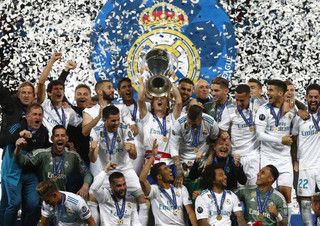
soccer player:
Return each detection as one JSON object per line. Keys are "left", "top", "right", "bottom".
{"left": 139, "top": 140, "right": 197, "bottom": 226}
{"left": 255, "top": 79, "right": 294, "bottom": 223}
{"left": 203, "top": 77, "right": 232, "bottom": 122}
{"left": 37, "top": 180, "right": 95, "bottom": 226}
{"left": 91, "top": 162, "right": 141, "bottom": 226}
{"left": 0, "top": 103, "right": 50, "bottom": 226}
{"left": 248, "top": 78, "right": 267, "bottom": 106}
{"left": 170, "top": 104, "right": 219, "bottom": 185}
{"left": 194, "top": 79, "right": 210, "bottom": 105}
{"left": 219, "top": 84, "right": 259, "bottom": 185}
{"left": 178, "top": 78, "right": 196, "bottom": 114}
{"left": 291, "top": 84, "right": 320, "bottom": 225}
{"left": 236, "top": 165, "right": 287, "bottom": 225}
{"left": 195, "top": 166, "right": 246, "bottom": 225}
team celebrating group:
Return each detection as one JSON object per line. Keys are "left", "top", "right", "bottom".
{"left": 1, "top": 52, "right": 320, "bottom": 226}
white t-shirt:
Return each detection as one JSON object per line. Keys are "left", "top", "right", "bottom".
{"left": 90, "top": 122, "right": 135, "bottom": 176}
{"left": 142, "top": 112, "right": 176, "bottom": 165}
{"left": 170, "top": 113, "right": 219, "bottom": 163}
{"left": 292, "top": 114, "right": 320, "bottom": 169}
{"left": 195, "top": 189, "right": 242, "bottom": 226}
{"left": 255, "top": 103, "right": 295, "bottom": 159}
{"left": 219, "top": 104, "right": 259, "bottom": 156}
{"left": 147, "top": 184, "right": 192, "bottom": 226}
{"left": 41, "top": 191, "right": 91, "bottom": 226}
{"left": 91, "top": 171, "right": 141, "bottom": 226}
{"left": 42, "top": 98, "right": 82, "bottom": 137}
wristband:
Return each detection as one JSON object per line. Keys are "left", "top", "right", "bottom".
{"left": 276, "top": 213, "right": 283, "bottom": 222}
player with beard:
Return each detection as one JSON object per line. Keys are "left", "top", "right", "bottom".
{"left": 235, "top": 165, "right": 287, "bottom": 225}
{"left": 291, "top": 84, "right": 320, "bottom": 225}
{"left": 139, "top": 140, "right": 197, "bottom": 226}
{"left": 91, "top": 162, "right": 141, "bottom": 226}
{"left": 178, "top": 78, "right": 197, "bottom": 115}
{"left": 219, "top": 84, "right": 259, "bottom": 185}
{"left": 37, "top": 180, "right": 95, "bottom": 226}
{"left": 195, "top": 166, "right": 246, "bottom": 226}
{"left": 255, "top": 79, "right": 294, "bottom": 224}
{"left": 138, "top": 80, "right": 182, "bottom": 182}
{"left": 82, "top": 79, "right": 137, "bottom": 137}
{"left": 0, "top": 103, "right": 50, "bottom": 226}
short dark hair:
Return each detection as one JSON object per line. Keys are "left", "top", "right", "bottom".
{"left": 150, "top": 162, "right": 166, "bottom": 182}
{"left": 117, "top": 77, "right": 132, "bottom": 91}
{"left": 201, "top": 165, "right": 223, "bottom": 190}
{"left": 109, "top": 172, "right": 125, "bottom": 184}
{"left": 235, "top": 84, "right": 250, "bottom": 95}
{"left": 103, "top": 105, "right": 120, "bottom": 119}
{"left": 52, "top": 125, "right": 67, "bottom": 136}
{"left": 47, "top": 80, "right": 64, "bottom": 93}
{"left": 248, "top": 78, "right": 263, "bottom": 89}
{"left": 75, "top": 84, "right": 91, "bottom": 94}
{"left": 267, "top": 79, "right": 287, "bottom": 93}
{"left": 306, "top": 84, "right": 320, "bottom": 96}
{"left": 36, "top": 181, "right": 58, "bottom": 197}
{"left": 26, "top": 103, "right": 43, "bottom": 115}
{"left": 187, "top": 105, "right": 202, "bottom": 121}
{"left": 95, "top": 80, "right": 112, "bottom": 93}
{"left": 179, "top": 78, "right": 194, "bottom": 86}
{"left": 211, "top": 77, "right": 229, "bottom": 89}
{"left": 266, "top": 164, "right": 279, "bottom": 183}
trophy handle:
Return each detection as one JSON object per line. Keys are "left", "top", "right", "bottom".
{"left": 168, "top": 52, "right": 178, "bottom": 74}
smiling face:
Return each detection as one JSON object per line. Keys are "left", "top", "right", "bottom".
{"left": 213, "top": 168, "right": 227, "bottom": 188}
{"left": 118, "top": 80, "right": 134, "bottom": 103}
{"left": 211, "top": 84, "right": 228, "bottom": 104}
{"left": 267, "top": 85, "right": 282, "bottom": 105}
{"left": 26, "top": 106, "right": 43, "bottom": 131}
{"left": 103, "top": 113, "right": 120, "bottom": 133}
{"left": 51, "top": 128, "right": 68, "bottom": 154}
{"left": 101, "top": 82, "right": 115, "bottom": 101}
{"left": 235, "top": 92, "right": 250, "bottom": 110}
{"left": 18, "top": 85, "right": 35, "bottom": 105}
{"left": 306, "top": 89, "right": 320, "bottom": 113}
{"left": 256, "top": 166, "right": 274, "bottom": 186}
{"left": 248, "top": 82, "right": 262, "bottom": 98}
{"left": 195, "top": 80, "right": 210, "bottom": 100}
{"left": 75, "top": 87, "right": 91, "bottom": 109}
{"left": 285, "top": 85, "right": 295, "bottom": 99}
{"left": 179, "top": 82, "right": 193, "bottom": 102}
{"left": 158, "top": 164, "right": 174, "bottom": 183}
{"left": 214, "top": 137, "right": 231, "bottom": 158}
{"left": 111, "top": 177, "right": 127, "bottom": 199}
{"left": 48, "top": 85, "right": 64, "bottom": 104}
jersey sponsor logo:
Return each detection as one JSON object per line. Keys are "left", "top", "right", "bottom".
{"left": 149, "top": 128, "right": 169, "bottom": 135}
{"left": 197, "top": 207, "right": 203, "bottom": 214}
{"left": 249, "top": 208, "right": 271, "bottom": 219}
{"left": 259, "top": 114, "right": 266, "bottom": 121}
{"left": 48, "top": 172, "right": 66, "bottom": 180}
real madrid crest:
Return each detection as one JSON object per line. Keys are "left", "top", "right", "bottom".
{"left": 203, "top": 129, "right": 208, "bottom": 135}
{"left": 176, "top": 191, "right": 180, "bottom": 197}
{"left": 117, "top": 136, "right": 121, "bottom": 143}
{"left": 127, "top": 202, "right": 132, "bottom": 208}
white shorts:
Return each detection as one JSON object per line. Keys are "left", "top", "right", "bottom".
{"left": 297, "top": 168, "right": 320, "bottom": 197}
{"left": 261, "top": 156, "right": 293, "bottom": 188}
{"left": 89, "top": 169, "right": 143, "bottom": 198}
{"left": 240, "top": 153, "right": 260, "bottom": 186}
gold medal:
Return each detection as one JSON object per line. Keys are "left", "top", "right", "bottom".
{"left": 318, "top": 131, "right": 320, "bottom": 136}
{"left": 258, "top": 213, "right": 264, "bottom": 219}
{"left": 163, "top": 136, "right": 168, "bottom": 142}
{"left": 235, "top": 109, "right": 239, "bottom": 115}
{"left": 173, "top": 209, "right": 179, "bottom": 216}
{"left": 194, "top": 148, "right": 198, "bottom": 153}
{"left": 52, "top": 176, "right": 58, "bottom": 182}
{"left": 216, "top": 215, "right": 222, "bottom": 220}
{"left": 274, "top": 127, "right": 279, "bottom": 132}
{"left": 118, "top": 219, "right": 124, "bottom": 225}
{"left": 249, "top": 126, "right": 254, "bottom": 132}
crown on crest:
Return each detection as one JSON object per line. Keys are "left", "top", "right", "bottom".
{"left": 139, "top": 2, "right": 189, "bottom": 30}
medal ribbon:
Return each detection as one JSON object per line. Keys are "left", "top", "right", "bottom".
{"left": 191, "top": 124, "right": 202, "bottom": 148}
{"left": 256, "top": 187, "right": 273, "bottom": 214}
{"left": 103, "top": 126, "right": 118, "bottom": 156}
{"left": 215, "top": 100, "right": 228, "bottom": 122}
{"left": 153, "top": 115, "right": 167, "bottom": 137}
{"left": 308, "top": 109, "right": 320, "bottom": 132}
{"left": 113, "top": 195, "right": 126, "bottom": 220}
{"left": 158, "top": 185, "right": 178, "bottom": 210}
{"left": 209, "top": 190, "right": 226, "bottom": 216}
{"left": 51, "top": 148, "right": 65, "bottom": 178}
{"left": 52, "top": 102, "right": 66, "bottom": 127}
{"left": 183, "top": 98, "right": 191, "bottom": 108}
{"left": 214, "top": 156, "right": 230, "bottom": 172}
{"left": 268, "top": 104, "right": 283, "bottom": 128}
{"left": 131, "top": 102, "right": 138, "bottom": 121}
{"left": 56, "top": 193, "right": 65, "bottom": 226}
{"left": 236, "top": 105, "right": 253, "bottom": 128}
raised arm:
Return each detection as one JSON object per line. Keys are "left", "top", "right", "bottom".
{"left": 89, "top": 140, "right": 99, "bottom": 163}
{"left": 58, "top": 60, "right": 77, "bottom": 105}
{"left": 37, "top": 52, "right": 62, "bottom": 104}
{"left": 139, "top": 139, "right": 158, "bottom": 196}
{"left": 172, "top": 83, "right": 182, "bottom": 119}
{"left": 137, "top": 81, "right": 148, "bottom": 120}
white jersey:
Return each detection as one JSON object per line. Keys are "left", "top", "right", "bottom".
{"left": 142, "top": 112, "right": 176, "bottom": 165}
{"left": 255, "top": 103, "right": 295, "bottom": 159}
{"left": 170, "top": 113, "right": 219, "bottom": 163}
{"left": 41, "top": 191, "right": 91, "bottom": 226}
{"left": 219, "top": 104, "right": 259, "bottom": 156}
{"left": 90, "top": 122, "right": 135, "bottom": 175}
{"left": 195, "top": 189, "right": 242, "bottom": 226}
{"left": 147, "top": 184, "right": 192, "bottom": 226}
{"left": 91, "top": 171, "right": 141, "bottom": 226}
{"left": 42, "top": 98, "right": 82, "bottom": 137}
{"left": 292, "top": 114, "right": 320, "bottom": 169}
{"left": 250, "top": 96, "right": 268, "bottom": 114}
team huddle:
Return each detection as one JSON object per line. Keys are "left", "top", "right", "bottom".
{"left": 1, "top": 52, "right": 320, "bottom": 226}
